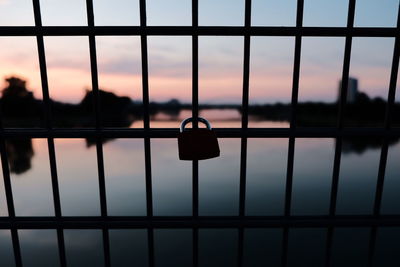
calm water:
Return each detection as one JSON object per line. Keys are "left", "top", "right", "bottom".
{"left": 1, "top": 109, "right": 400, "bottom": 266}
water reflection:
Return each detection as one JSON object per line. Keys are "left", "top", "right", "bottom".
{"left": 8, "top": 138, "right": 54, "bottom": 216}
{"left": 55, "top": 139, "right": 100, "bottom": 216}
{"left": 152, "top": 139, "right": 192, "bottom": 216}
{"left": 199, "top": 229, "right": 238, "bottom": 267}
{"left": 199, "top": 139, "right": 241, "bottom": 216}
{"left": 287, "top": 228, "right": 326, "bottom": 267}
{"left": 154, "top": 229, "right": 192, "bottom": 267}
{"left": 243, "top": 228, "right": 282, "bottom": 267}
{"left": 2, "top": 121, "right": 400, "bottom": 218}
{"left": 331, "top": 228, "right": 370, "bottom": 267}
{"left": 19, "top": 230, "right": 60, "bottom": 267}
{"left": 291, "top": 139, "right": 334, "bottom": 215}
{"left": 245, "top": 139, "right": 287, "bottom": 216}
{"left": 4, "top": 134, "right": 398, "bottom": 177}
{"left": 103, "top": 139, "right": 146, "bottom": 216}
{"left": 109, "top": 229, "right": 148, "bottom": 267}
{"left": 1, "top": 227, "right": 400, "bottom": 267}
{"left": 6, "top": 138, "right": 33, "bottom": 174}
{"left": 64, "top": 230, "right": 104, "bottom": 267}
{"left": 336, "top": 139, "right": 382, "bottom": 215}
{"left": 0, "top": 230, "right": 14, "bottom": 267}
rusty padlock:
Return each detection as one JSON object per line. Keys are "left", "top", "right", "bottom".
{"left": 178, "top": 117, "right": 220, "bottom": 160}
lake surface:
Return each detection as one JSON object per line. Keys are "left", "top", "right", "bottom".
{"left": 1, "top": 109, "right": 400, "bottom": 266}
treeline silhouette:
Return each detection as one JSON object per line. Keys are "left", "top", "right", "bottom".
{"left": 247, "top": 92, "right": 400, "bottom": 127}
{"left": 1, "top": 77, "right": 399, "bottom": 174}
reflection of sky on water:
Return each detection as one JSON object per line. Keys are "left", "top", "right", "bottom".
{"left": 104, "top": 139, "right": 147, "bottom": 216}
{"left": 336, "top": 140, "right": 382, "bottom": 215}
{"left": 0, "top": 120, "right": 400, "bottom": 266}
{"left": 152, "top": 139, "right": 192, "bottom": 215}
{"left": 19, "top": 230, "right": 60, "bottom": 267}
{"left": 246, "top": 138, "right": 288, "bottom": 215}
{"left": 109, "top": 229, "right": 148, "bottom": 266}
{"left": 200, "top": 139, "right": 241, "bottom": 216}
{"left": 56, "top": 139, "right": 101, "bottom": 216}
{"left": 9, "top": 139, "right": 54, "bottom": 216}
{"left": 0, "top": 125, "right": 399, "bottom": 217}
{"left": 291, "top": 138, "right": 335, "bottom": 215}
{"left": 287, "top": 228, "right": 326, "bottom": 266}
{"left": 64, "top": 230, "right": 105, "bottom": 267}
{"left": 199, "top": 229, "right": 237, "bottom": 267}
{"left": 2, "top": 227, "right": 400, "bottom": 266}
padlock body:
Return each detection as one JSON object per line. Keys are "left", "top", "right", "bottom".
{"left": 178, "top": 129, "right": 220, "bottom": 160}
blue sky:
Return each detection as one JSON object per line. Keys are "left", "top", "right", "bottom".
{"left": 1, "top": 0, "right": 397, "bottom": 27}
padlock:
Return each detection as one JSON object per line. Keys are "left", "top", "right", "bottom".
{"left": 178, "top": 117, "right": 220, "bottom": 160}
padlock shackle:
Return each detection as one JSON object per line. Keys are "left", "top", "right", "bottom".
{"left": 180, "top": 117, "right": 212, "bottom": 133}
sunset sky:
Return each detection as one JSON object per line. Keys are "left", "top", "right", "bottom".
{"left": 0, "top": 0, "right": 398, "bottom": 104}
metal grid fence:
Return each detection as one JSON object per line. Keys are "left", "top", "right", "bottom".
{"left": 0, "top": 0, "right": 399, "bottom": 266}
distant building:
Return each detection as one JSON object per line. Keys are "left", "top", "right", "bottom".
{"left": 338, "top": 77, "right": 358, "bottom": 103}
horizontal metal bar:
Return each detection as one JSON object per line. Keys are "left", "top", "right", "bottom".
{"left": 1, "top": 215, "right": 400, "bottom": 229}
{"left": 1, "top": 128, "right": 399, "bottom": 138}
{"left": 0, "top": 26, "right": 397, "bottom": 37}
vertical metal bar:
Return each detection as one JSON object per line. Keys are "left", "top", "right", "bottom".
{"left": 282, "top": 2, "right": 303, "bottom": 265}
{"left": 31, "top": 0, "right": 62, "bottom": 218}
{"left": 192, "top": 0, "right": 199, "bottom": 127}
{"left": 192, "top": 161, "right": 199, "bottom": 217}
{"left": 329, "top": 139, "right": 342, "bottom": 216}
{"left": 288, "top": 6, "right": 303, "bottom": 130}
{"left": 373, "top": 6, "right": 400, "bottom": 217}
{"left": 139, "top": 2, "right": 154, "bottom": 266}
{"left": 86, "top": 0, "right": 108, "bottom": 218}
{"left": 240, "top": 0, "right": 251, "bottom": 131}
{"left": 191, "top": 3, "right": 200, "bottom": 264}
{"left": 139, "top": 0, "right": 153, "bottom": 220}
{"left": 367, "top": 227, "right": 377, "bottom": 267}
{"left": 336, "top": 0, "right": 356, "bottom": 129}
{"left": 31, "top": 0, "right": 51, "bottom": 129}
{"left": 325, "top": 227, "right": 334, "bottom": 267}
{"left": 86, "top": 2, "right": 110, "bottom": 267}
{"left": 326, "top": 2, "right": 356, "bottom": 266}
{"left": 102, "top": 228, "right": 111, "bottom": 267}
{"left": 57, "top": 229, "right": 67, "bottom": 267}
{"left": 32, "top": 2, "right": 66, "bottom": 264}
{"left": 237, "top": 227, "right": 245, "bottom": 267}
{"left": 192, "top": 228, "right": 198, "bottom": 267}
{"left": 281, "top": 227, "right": 289, "bottom": 267}
{"left": 284, "top": 137, "right": 295, "bottom": 217}
{"left": 0, "top": 57, "right": 20, "bottom": 267}
{"left": 238, "top": 3, "right": 252, "bottom": 264}
{"left": 284, "top": 0, "right": 304, "bottom": 218}
{"left": 11, "top": 229, "right": 22, "bottom": 267}
{"left": 374, "top": 140, "right": 389, "bottom": 215}
{"left": 239, "top": 0, "right": 252, "bottom": 218}
{"left": 140, "top": 0, "right": 150, "bottom": 131}
{"left": 0, "top": 139, "right": 21, "bottom": 266}
{"left": 95, "top": 141, "right": 107, "bottom": 217}
{"left": 383, "top": 5, "right": 400, "bottom": 129}
{"left": 144, "top": 137, "right": 153, "bottom": 217}
{"left": 192, "top": 0, "right": 199, "bottom": 219}
{"left": 239, "top": 138, "right": 248, "bottom": 216}
{"left": 329, "top": 0, "right": 356, "bottom": 217}
{"left": 148, "top": 228, "right": 155, "bottom": 267}
{"left": 0, "top": 138, "right": 14, "bottom": 218}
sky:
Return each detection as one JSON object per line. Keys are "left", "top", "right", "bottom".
{"left": 0, "top": 0, "right": 399, "bottom": 104}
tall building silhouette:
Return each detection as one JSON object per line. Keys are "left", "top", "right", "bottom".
{"left": 338, "top": 77, "right": 358, "bottom": 103}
